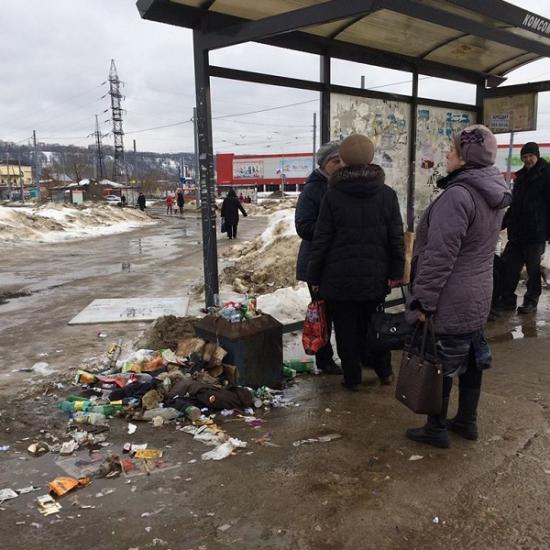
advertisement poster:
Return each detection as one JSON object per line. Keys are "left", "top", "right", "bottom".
{"left": 233, "top": 160, "right": 263, "bottom": 180}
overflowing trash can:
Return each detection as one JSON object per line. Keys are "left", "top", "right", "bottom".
{"left": 194, "top": 313, "right": 283, "bottom": 388}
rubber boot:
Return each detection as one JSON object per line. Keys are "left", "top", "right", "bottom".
{"left": 406, "top": 397, "right": 450, "bottom": 449}
{"left": 448, "top": 387, "right": 480, "bottom": 440}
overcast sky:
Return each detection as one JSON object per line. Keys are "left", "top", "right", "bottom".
{"left": 2, "top": 0, "right": 550, "bottom": 154}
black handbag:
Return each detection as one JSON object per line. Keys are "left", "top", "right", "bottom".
{"left": 367, "top": 286, "right": 413, "bottom": 352}
{"left": 220, "top": 217, "right": 226, "bottom": 233}
{"left": 395, "top": 319, "right": 443, "bottom": 415}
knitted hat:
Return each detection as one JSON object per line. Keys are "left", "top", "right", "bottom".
{"left": 339, "top": 134, "right": 375, "bottom": 166}
{"left": 520, "top": 142, "right": 540, "bottom": 158}
{"left": 451, "top": 124, "right": 497, "bottom": 168}
{"left": 316, "top": 141, "right": 340, "bottom": 168}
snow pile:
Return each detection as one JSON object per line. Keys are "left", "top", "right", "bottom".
{"left": 257, "top": 284, "right": 309, "bottom": 324}
{"left": 221, "top": 207, "right": 300, "bottom": 294}
{"left": 245, "top": 197, "right": 297, "bottom": 216}
{"left": 0, "top": 203, "right": 155, "bottom": 243}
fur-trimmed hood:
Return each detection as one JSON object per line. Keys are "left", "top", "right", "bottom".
{"left": 329, "top": 163, "right": 385, "bottom": 198}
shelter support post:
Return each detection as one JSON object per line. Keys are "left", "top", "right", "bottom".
{"left": 193, "top": 30, "right": 219, "bottom": 308}
{"left": 406, "top": 71, "right": 419, "bottom": 232}
{"left": 320, "top": 54, "right": 331, "bottom": 144}
{"left": 476, "top": 81, "right": 485, "bottom": 124}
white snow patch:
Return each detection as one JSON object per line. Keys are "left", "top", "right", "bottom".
{"left": 257, "top": 284, "right": 309, "bottom": 324}
{"left": 259, "top": 208, "right": 295, "bottom": 246}
{"left": 0, "top": 203, "right": 155, "bottom": 244}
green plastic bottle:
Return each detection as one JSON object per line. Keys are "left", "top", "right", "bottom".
{"left": 283, "top": 359, "right": 315, "bottom": 373}
{"left": 283, "top": 366, "right": 297, "bottom": 379}
{"left": 58, "top": 400, "right": 93, "bottom": 413}
{"left": 90, "top": 402, "right": 123, "bottom": 416}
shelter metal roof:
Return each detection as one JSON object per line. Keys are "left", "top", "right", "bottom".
{"left": 139, "top": 0, "right": 550, "bottom": 83}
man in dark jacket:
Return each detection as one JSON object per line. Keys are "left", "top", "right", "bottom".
{"left": 221, "top": 188, "right": 247, "bottom": 239}
{"left": 498, "top": 142, "right": 550, "bottom": 314}
{"left": 307, "top": 134, "right": 404, "bottom": 389}
{"left": 295, "top": 141, "right": 342, "bottom": 374}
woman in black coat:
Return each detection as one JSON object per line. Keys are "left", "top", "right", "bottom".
{"left": 307, "top": 134, "right": 405, "bottom": 390}
{"left": 137, "top": 193, "right": 146, "bottom": 211}
{"left": 221, "top": 188, "right": 247, "bottom": 239}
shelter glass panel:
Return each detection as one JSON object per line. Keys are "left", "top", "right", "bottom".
{"left": 210, "top": 43, "right": 319, "bottom": 80}
{"left": 331, "top": 59, "right": 413, "bottom": 96}
{"left": 418, "top": 76, "right": 476, "bottom": 105}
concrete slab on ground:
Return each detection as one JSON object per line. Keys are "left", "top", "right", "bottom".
{"left": 68, "top": 296, "right": 189, "bottom": 324}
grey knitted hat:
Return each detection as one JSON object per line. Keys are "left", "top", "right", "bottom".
{"left": 316, "top": 141, "right": 340, "bottom": 168}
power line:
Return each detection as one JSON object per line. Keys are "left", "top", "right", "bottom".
{"left": 125, "top": 120, "right": 192, "bottom": 135}
{"left": 124, "top": 98, "right": 318, "bottom": 136}
{"left": 366, "top": 76, "right": 431, "bottom": 90}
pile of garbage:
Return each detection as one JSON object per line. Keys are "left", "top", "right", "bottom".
{"left": 1, "top": 309, "right": 337, "bottom": 517}
{"left": 218, "top": 295, "right": 258, "bottom": 323}
{"left": 64, "top": 338, "right": 255, "bottom": 428}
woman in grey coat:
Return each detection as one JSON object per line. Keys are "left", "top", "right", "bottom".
{"left": 406, "top": 125, "right": 511, "bottom": 448}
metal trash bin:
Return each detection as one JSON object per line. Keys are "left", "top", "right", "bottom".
{"left": 194, "top": 313, "right": 283, "bottom": 388}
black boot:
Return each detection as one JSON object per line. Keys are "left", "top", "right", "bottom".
{"left": 448, "top": 387, "right": 480, "bottom": 440}
{"left": 406, "top": 397, "right": 450, "bottom": 449}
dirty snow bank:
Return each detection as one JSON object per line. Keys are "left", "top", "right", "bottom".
{"left": 0, "top": 203, "right": 155, "bottom": 243}
{"left": 221, "top": 207, "right": 300, "bottom": 294}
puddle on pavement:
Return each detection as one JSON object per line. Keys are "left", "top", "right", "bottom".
{"left": 129, "top": 232, "right": 185, "bottom": 258}
{"left": 488, "top": 321, "right": 549, "bottom": 343}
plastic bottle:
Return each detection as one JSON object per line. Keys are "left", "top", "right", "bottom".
{"left": 58, "top": 400, "right": 93, "bottom": 413}
{"left": 283, "top": 359, "right": 315, "bottom": 373}
{"left": 283, "top": 366, "right": 297, "bottom": 379}
{"left": 246, "top": 294, "right": 257, "bottom": 315}
{"left": 142, "top": 407, "right": 180, "bottom": 421}
{"left": 72, "top": 412, "right": 108, "bottom": 426}
{"left": 184, "top": 405, "right": 202, "bottom": 421}
{"left": 91, "top": 402, "right": 123, "bottom": 416}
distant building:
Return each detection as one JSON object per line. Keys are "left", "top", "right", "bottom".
{"left": 0, "top": 163, "right": 33, "bottom": 186}
{"left": 216, "top": 152, "right": 314, "bottom": 192}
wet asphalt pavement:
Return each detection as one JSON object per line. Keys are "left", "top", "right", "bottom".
{"left": 0, "top": 207, "right": 550, "bottom": 549}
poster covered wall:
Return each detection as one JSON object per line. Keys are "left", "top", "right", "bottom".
{"left": 330, "top": 93, "right": 410, "bottom": 214}
{"left": 414, "top": 105, "right": 475, "bottom": 219}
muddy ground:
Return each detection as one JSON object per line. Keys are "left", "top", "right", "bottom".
{"left": 0, "top": 206, "right": 549, "bottom": 549}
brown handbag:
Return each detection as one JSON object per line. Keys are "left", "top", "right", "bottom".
{"left": 395, "top": 319, "right": 443, "bottom": 415}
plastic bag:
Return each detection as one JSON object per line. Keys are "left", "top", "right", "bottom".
{"left": 302, "top": 300, "right": 328, "bottom": 355}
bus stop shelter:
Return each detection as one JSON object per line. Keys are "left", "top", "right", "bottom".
{"left": 136, "top": 0, "right": 550, "bottom": 307}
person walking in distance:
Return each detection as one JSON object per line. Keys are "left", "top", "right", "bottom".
{"left": 166, "top": 194, "right": 174, "bottom": 216}
{"left": 221, "top": 188, "right": 247, "bottom": 239}
{"left": 496, "top": 142, "right": 550, "bottom": 314}
{"left": 295, "top": 142, "right": 343, "bottom": 375}
{"left": 137, "top": 192, "right": 146, "bottom": 211}
{"left": 176, "top": 189, "right": 185, "bottom": 216}
{"left": 406, "top": 125, "right": 511, "bottom": 448}
{"left": 307, "top": 135, "right": 404, "bottom": 389}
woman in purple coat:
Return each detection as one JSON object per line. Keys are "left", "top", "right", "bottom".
{"left": 406, "top": 125, "right": 511, "bottom": 449}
